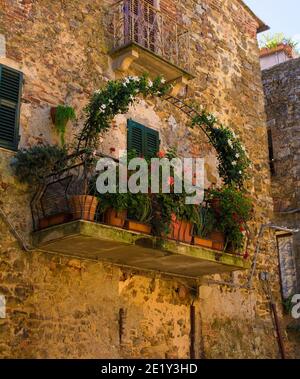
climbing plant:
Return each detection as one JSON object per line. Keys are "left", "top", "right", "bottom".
{"left": 76, "top": 75, "right": 171, "bottom": 152}
{"left": 191, "top": 112, "right": 251, "bottom": 187}
{"left": 77, "top": 74, "right": 251, "bottom": 188}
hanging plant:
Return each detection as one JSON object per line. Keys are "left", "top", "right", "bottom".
{"left": 51, "top": 105, "right": 76, "bottom": 146}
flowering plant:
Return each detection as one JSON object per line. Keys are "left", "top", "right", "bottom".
{"left": 206, "top": 186, "right": 253, "bottom": 251}
{"left": 191, "top": 111, "right": 251, "bottom": 188}
{"left": 77, "top": 74, "right": 170, "bottom": 151}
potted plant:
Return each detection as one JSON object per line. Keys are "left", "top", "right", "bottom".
{"left": 11, "top": 144, "right": 68, "bottom": 186}
{"left": 206, "top": 186, "right": 253, "bottom": 253}
{"left": 170, "top": 197, "right": 199, "bottom": 244}
{"left": 51, "top": 105, "right": 76, "bottom": 146}
{"left": 125, "top": 192, "right": 152, "bottom": 234}
{"left": 193, "top": 205, "right": 215, "bottom": 248}
{"left": 69, "top": 193, "right": 98, "bottom": 222}
{"left": 68, "top": 171, "right": 99, "bottom": 222}
{"left": 98, "top": 188, "right": 128, "bottom": 228}
{"left": 11, "top": 144, "right": 70, "bottom": 229}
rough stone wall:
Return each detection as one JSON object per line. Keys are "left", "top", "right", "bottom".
{"left": 0, "top": 0, "right": 288, "bottom": 358}
{"left": 262, "top": 58, "right": 300, "bottom": 294}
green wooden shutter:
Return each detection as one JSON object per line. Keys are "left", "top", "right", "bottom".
{"left": 144, "top": 127, "right": 159, "bottom": 158}
{"left": 127, "top": 119, "right": 159, "bottom": 158}
{"left": 0, "top": 65, "right": 23, "bottom": 150}
{"left": 127, "top": 119, "right": 144, "bottom": 157}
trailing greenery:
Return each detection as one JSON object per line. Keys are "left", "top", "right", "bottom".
{"left": 53, "top": 105, "right": 76, "bottom": 146}
{"left": 259, "top": 33, "right": 299, "bottom": 52}
{"left": 11, "top": 145, "right": 68, "bottom": 186}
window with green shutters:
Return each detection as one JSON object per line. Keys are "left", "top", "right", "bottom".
{"left": 127, "top": 119, "right": 160, "bottom": 158}
{"left": 0, "top": 64, "right": 23, "bottom": 151}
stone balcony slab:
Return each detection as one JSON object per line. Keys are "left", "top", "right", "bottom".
{"left": 32, "top": 221, "right": 250, "bottom": 278}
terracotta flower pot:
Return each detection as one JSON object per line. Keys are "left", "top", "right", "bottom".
{"left": 69, "top": 195, "right": 98, "bottom": 221}
{"left": 168, "top": 214, "right": 193, "bottom": 244}
{"left": 39, "top": 212, "right": 73, "bottom": 230}
{"left": 260, "top": 44, "right": 293, "bottom": 58}
{"left": 193, "top": 236, "right": 213, "bottom": 249}
{"left": 209, "top": 230, "right": 225, "bottom": 251}
{"left": 125, "top": 220, "right": 152, "bottom": 234}
{"left": 104, "top": 208, "right": 127, "bottom": 228}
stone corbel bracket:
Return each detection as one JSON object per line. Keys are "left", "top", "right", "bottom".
{"left": 110, "top": 44, "right": 194, "bottom": 96}
{"left": 112, "top": 48, "right": 140, "bottom": 74}
{"left": 168, "top": 76, "right": 190, "bottom": 97}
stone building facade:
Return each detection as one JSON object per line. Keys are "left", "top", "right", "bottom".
{"left": 262, "top": 58, "right": 300, "bottom": 301}
{"left": 0, "top": 0, "right": 294, "bottom": 358}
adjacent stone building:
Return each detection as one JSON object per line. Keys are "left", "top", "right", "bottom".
{"left": 0, "top": 0, "right": 294, "bottom": 358}
{"left": 262, "top": 57, "right": 300, "bottom": 301}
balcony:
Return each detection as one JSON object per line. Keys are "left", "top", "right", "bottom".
{"left": 108, "top": 0, "right": 194, "bottom": 95}
{"left": 31, "top": 153, "right": 250, "bottom": 279}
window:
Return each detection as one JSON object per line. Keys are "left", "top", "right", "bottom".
{"left": 125, "top": 0, "right": 158, "bottom": 53}
{"left": 267, "top": 128, "right": 275, "bottom": 175}
{"left": 0, "top": 64, "right": 23, "bottom": 151}
{"left": 127, "top": 119, "right": 160, "bottom": 158}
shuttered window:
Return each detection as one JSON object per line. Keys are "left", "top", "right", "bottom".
{"left": 0, "top": 65, "right": 23, "bottom": 151}
{"left": 127, "top": 119, "right": 159, "bottom": 158}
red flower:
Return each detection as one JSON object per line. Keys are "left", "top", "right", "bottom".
{"left": 157, "top": 151, "right": 166, "bottom": 158}
{"left": 243, "top": 252, "right": 249, "bottom": 260}
{"left": 168, "top": 177, "right": 175, "bottom": 186}
{"left": 233, "top": 213, "right": 239, "bottom": 222}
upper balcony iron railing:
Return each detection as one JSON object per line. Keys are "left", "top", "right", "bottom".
{"left": 109, "top": 0, "right": 191, "bottom": 73}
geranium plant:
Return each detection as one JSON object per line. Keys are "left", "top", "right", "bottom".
{"left": 206, "top": 186, "right": 253, "bottom": 252}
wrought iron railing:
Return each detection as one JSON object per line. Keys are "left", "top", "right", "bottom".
{"left": 109, "top": 0, "right": 191, "bottom": 73}
{"left": 30, "top": 152, "right": 112, "bottom": 232}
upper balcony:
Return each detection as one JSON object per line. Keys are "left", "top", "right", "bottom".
{"left": 108, "top": 0, "right": 194, "bottom": 94}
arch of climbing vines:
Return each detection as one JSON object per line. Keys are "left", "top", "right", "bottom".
{"left": 77, "top": 74, "right": 251, "bottom": 188}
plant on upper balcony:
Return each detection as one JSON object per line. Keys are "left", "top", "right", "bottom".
{"left": 11, "top": 144, "right": 68, "bottom": 186}
{"left": 259, "top": 33, "right": 299, "bottom": 52}
{"left": 51, "top": 105, "right": 76, "bottom": 146}
{"left": 206, "top": 186, "right": 253, "bottom": 252}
